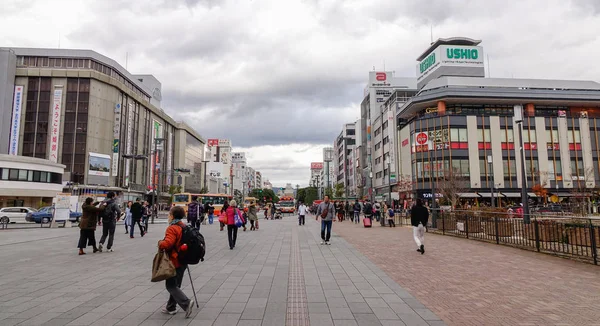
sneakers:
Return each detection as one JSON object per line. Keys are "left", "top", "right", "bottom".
{"left": 185, "top": 299, "right": 195, "bottom": 318}
{"left": 325, "top": 241, "right": 331, "bottom": 245}
{"left": 98, "top": 244, "right": 103, "bottom": 252}
{"left": 93, "top": 248, "right": 99, "bottom": 253}
{"left": 420, "top": 245, "right": 425, "bottom": 255}
{"left": 321, "top": 241, "right": 325, "bottom": 245}
{"left": 108, "top": 249, "right": 114, "bottom": 252}
{"left": 161, "top": 308, "right": 177, "bottom": 315}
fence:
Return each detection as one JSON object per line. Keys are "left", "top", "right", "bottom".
{"left": 427, "top": 210, "right": 599, "bottom": 265}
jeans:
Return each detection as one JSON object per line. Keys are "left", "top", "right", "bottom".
{"left": 353, "top": 212, "right": 360, "bottom": 223}
{"left": 388, "top": 218, "right": 396, "bottom": 227}
{"left": 165, "top": 265, "right": 190, "bottom": 312}
{"left": 78, "top": 229, "right": 97, "bottom": 249}
{"left": 413, "top": 224, "right": 425, "bottom": 248}
{"left": 298, "top": 215, "right": 305, "bottom": 225}
{"left": 320, "top": 220, "right": 332, "bottom": 241}
{"left": 208, "top": 213, "right": 214, "bottom": 224}
{"left": 99, "top": 220, "right": 116, "bottom": 249}
{"left": 130, "top": 220, "right": 145, "bottom": 237}
{"left": 250, "top": 220, "right": 256, "bottom": 230}
{"left": 227, "top": 225, "right": 238, "bottom": 248}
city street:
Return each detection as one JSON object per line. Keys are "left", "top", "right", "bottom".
{"left": 0, "top": 214, "right": 443, "bottom": 326}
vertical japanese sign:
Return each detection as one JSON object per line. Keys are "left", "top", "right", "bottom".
{"left": 112, "top": 103, "right": 121, "bottom": 176}
{"left": 49, "top": 87, "right": 63, "bottom": 162}
{"left": 9, "top": 86, "right": 24, "bottom": 155}
{"left": 125, "top": 103, "right": 134, "bottom": 185}
{"left": 167, "top": 130, "right": 173, "bottom": 185}
{"left": 151, "top": 120, "right": 163, "bottom": 189}
{"left": 387, "top": 110, "right": 396, "bottom": 182}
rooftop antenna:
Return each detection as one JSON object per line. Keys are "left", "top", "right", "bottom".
{"left": 430, "top": 25, "right": 433, "bottom": 45}
{"left": 372, "top": 65, "right": 375, "bottom": 71}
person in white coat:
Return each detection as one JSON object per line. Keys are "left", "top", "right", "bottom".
{"left": 124, "top": 201, "right": 133, "bottom": 234}
{"left": 297, "top": 201, "right": 309, "bottom": 226}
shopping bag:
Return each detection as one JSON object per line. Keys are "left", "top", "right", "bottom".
{"left": 255, "top": 219, "right": 259, "bottom": 230}
{"left": 151, "top": 250, "right": 176, "bottom": 282}
{"left": 218, "top": 214, "right": 227, "bottom": 224}
{"left": 234, "top": 211, "right": 243, "bottom": 228}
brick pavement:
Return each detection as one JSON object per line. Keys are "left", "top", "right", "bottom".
{"left": 0, "top": 215, "right": 442, "bottom": 326}
{"left": 332, "top": 218, "right": 600, "bottom": 326}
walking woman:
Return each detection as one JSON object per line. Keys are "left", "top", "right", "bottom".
{"left": 224, "top": 200, "right": 245, "bottom": 249}
{"left": 78, "top": 197, "right": 103, "bottom": 255}
{"left": 124, "top": 201, "right": 132, "bottom": 234}
{"left": 247, "top": 200, "right": 258, "bottom": 230}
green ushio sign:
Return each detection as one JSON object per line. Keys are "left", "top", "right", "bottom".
{"left": 445, "top": 47, "right": 479, "bottom": 60}
{"left": 419, "top": 52, "right": 436, "bottom": 74}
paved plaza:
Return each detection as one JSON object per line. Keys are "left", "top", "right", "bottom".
{"left": 0, "top": 215, "right": 443, "bottom": 326}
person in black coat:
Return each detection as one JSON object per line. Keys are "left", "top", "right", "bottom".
{"left": 129, "top": 198, "right": 145, "bottom": 238}
{"left": 411, "top": 199, "right": 429, "bottom": 254}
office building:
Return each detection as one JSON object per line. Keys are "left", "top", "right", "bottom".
{"left": 334, "top": 123, "right": 357, "bottom": 198}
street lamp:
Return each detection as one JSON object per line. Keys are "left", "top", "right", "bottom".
{"left": 514, "top": 105, "right": 530, "bottom": 223}
{"left": 488, "top": 155, "right": 495, "bottom": 207}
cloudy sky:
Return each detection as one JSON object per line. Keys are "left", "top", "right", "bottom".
{"left": 2, "top": 0, "right": 600, "bottom": 187}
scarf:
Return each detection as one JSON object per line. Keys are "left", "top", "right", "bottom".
{"left": 170, "top": 218, "right": 182, "bottom": 225}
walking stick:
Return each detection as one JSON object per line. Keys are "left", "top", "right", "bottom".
{"left": 186, "top": 266, "right": 199, "bottom": 308}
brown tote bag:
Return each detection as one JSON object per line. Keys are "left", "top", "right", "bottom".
{"left": 151, "top": 250, "right": 176, "bottom": 282}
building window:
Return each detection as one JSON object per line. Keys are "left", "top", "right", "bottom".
{"left": 477, "top": 128, "right": 492, "bottom": 150}
{"left": 501, "top": 129, "right": 515, "bottom": 150}
{"left": 503, "top": 160, "right": 517, "bottom": 180}
{"left": 376, "top": 171, "right": 383, "bottom": 179}
{"left": 382, "top": 136, "right": 389, "bottom": 145}
{"left": 382, "top": 121, "right": 388, "bottom": 130}
{"left": 523, "top": 129, "right": 538, "bottom": 150}
{"left": 375, "top": 142, "right": 381, "bottom": 150}
{"left": 568, "top": 129, "right": 582, "bottom": 150}
{"left": 525, "top": 159, "right": 539, "bottom": 177}
{"left": 546, "top": 129, "right": 560, "bottom": 150}
{"left": 571, "top": 159, "right": 585, "bottom": 179}
{"left": 450, "top": 128, "right": 468, "bottom": 149}
{"left": 450, "top": 159, "right": 470, "bottom": 177}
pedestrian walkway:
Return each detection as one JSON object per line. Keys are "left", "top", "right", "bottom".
{"left": 333, "top": 219, "right": 600, "bottom": 326}
{"left": 0, "top": 215, "right": 443, "bottom": 326}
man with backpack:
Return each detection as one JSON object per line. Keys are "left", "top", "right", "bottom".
{"left": 387, "top": 203, "right": 396, "bottom": 227}
{"left": 158, "top": 206, "right": 199, "bottom": 318}
{"left": 187, "top": 196, "right": 203, "bottom": 230}
{"left": 98, "top": 192, "right": 121, "bottom": 252}
{"left": 130, "top": 198, "right": 146, "bottom": 238}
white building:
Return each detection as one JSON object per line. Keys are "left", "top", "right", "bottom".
{"left": 334, "top": 123, "right": 357, "bottom": 198}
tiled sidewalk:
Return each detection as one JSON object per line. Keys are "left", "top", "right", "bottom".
{"left": 332, "top": 219, "right": 600, "bottom": 326}
{"left": 0, "top": 216, "right": 443, "bottom": 326}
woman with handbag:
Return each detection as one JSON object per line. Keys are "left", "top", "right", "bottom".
{"left": 219, "top": 202, "right": 229, "bottom": 231}
{"left": 224, "top": 200, "right": 245, "bottom": 250}
{"left": 157, "top": 206, "right": 194, "bottom": 318}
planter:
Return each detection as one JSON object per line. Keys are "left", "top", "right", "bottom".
{"left": 524, "top": 222, "right": 562, "bottom": 242}
{"left": 484, "top": 218, "right": 515, "bottom": 237}
{"left": 566, "top": 227, "right": 600, "bottom": 247}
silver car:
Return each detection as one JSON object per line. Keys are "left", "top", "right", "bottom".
{"left": 0, "top": 207, "right": 37, "bottom": 224}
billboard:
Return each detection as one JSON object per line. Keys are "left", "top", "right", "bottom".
{"left": 232, "top": 152, "right": 246, "bottom": 163}
{"left": 311, "top": 162, "right": 324, "bottom": 170}
{"left": 218, "top": 139, "right": 231, "bottom": 147}
{"left": 112, "top": 103, "right": 122, "bottom": 176}
{"left": 207, "top": 162, "right": 222, "bottom": 178}
{"left": 207, "top": 139, "right": 219, "bottom": 147}
{"left": 89, "top": 153, "right": 111, "bottom": 176}
{"left": 49, "top": 87, "right": 63, "bottom": 162}
{"left": 9, "top": 85, "right": 23, "bottom": 155}
{"left": 417, "top": 45, "right": 484, "bottom": 83}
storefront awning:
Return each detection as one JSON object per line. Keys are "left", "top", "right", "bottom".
{"left": 476, "top": 192, "right": 492, "bottom": 198}
{"left": 500, "top": 193, "right": 522, "bottom": 198}
{"left": 458, "top": 193, "right": 480, "bottom": 198}
{"left": 527, "top": 193, "right": 537, "bottom": 197}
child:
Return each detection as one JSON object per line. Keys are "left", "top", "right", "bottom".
{"left": 387, "top": 207, "right": 396, "bottom": 227}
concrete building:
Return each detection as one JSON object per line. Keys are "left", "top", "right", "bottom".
{"left": 0, "top": 47, "right": 205, "bottom": 203}
{"left": 0, "top": 154, "right": 65, "bottom": 208}
{"left": 334, "top": 123, "right": 357, "bottom": 198}
{"left": 255, "top": 171, "right": 262, "bottom": 190}
{"left": 231, "top": 152, "right": 247, "bottom": 195}
{"left": 263, "top": 179, "right": 272, "bottom": 190}
{"left": 247, "top": 167, "right": 256, "bottom": 190}
{"left": 359, "top": 71, "right": 417, "bottom": 202}
{"left": 173, "top": 122, "right": 206, "bottom": 193}
{"left": 395, "top": 37, "right": 600, "bottom": 209}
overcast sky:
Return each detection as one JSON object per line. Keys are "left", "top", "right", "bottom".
{"left": 2, "top": 0, "right": 600, "bottom": 187}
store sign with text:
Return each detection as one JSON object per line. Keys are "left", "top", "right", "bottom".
{"left": 49, "top": 88, "right": 63, "bottom": 163}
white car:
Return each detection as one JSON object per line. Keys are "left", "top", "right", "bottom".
{"left": 0, "top": 207, "right": 37, "bottom": 224}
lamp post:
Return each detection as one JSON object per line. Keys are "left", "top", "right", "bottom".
{"left": 515, "top": 105, "right": 530, "bottom": 223}
{"left": 488, "top": 155, "right": 495, "bottom": 207}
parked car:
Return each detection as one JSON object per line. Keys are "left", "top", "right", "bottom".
{"left": 26, "top": 206, "right": 82, "bottom": 224}
{"left": 0, "top": 207, "right": 37, "bottom": 224}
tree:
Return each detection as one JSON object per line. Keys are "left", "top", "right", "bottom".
{"left": 324, "top": 186, "right": 334, "bottom": 199}
{"left": 437, "top": 168, "right": 469, "bottom": 209}
{"left": 296, "top": 188, "right": 306, "bottom": 203}
{"left": 570, "top": 167, "right": 597, "bottom": 216}
{"left": 167, "top": 185, "right": 183, "bottom": 205}
{"left": 248, "top": 188, "right": 279, "bottom": 203}
{"left": 304, "top": 187, "right": 318, "bottom": 205}
{"left": 334, "top": 183, "right": 345, "bottom": 199}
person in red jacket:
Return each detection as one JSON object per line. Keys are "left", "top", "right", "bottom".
{"left": 158, "top": 206, "right": 195, "bottom": 318}
{"left": 224, "top": 200, "right": 245, "bottom": 250}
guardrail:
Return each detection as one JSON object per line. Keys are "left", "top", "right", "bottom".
{"left": 427, "top": 210, "right": 599, "bottom": 265}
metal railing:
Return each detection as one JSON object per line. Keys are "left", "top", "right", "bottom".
{"left": 427, "top": 210, "right": 599, "bottom": 265}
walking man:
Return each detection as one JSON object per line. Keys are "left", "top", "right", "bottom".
{"left": 316, "top": 195, "right": 335, "bottom": 245}
{"left": 130, "top": 198, "right": 145, "bottom": 238}
{"left": 297, "top": 201, "right": 308, "bottom": 226}
{"left": 98, "top": 192, "right": 121, "bottom": 252}
{"left": 411, "top": 199, "right": 429, "bottom": 254}
{"left": 353, "top": 200, "right": 361, "bottom": 224}
{"left": 187, "top": 196, "right": 202, "bottom": 230}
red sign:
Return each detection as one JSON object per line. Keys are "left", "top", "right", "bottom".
{"left": 416, "top": 132, "right": 428, "bottom": 145}
{"left": 207, "top": 139, "right": 219, "bottom": 147}
{"left": 402, "top": 139, "right": 409, "bottom": 147}
{"left": 376, "top": 72, "right": 387, "bottom": 81}
{"left": 311, "top": 162, "right": 324, "bottom": 170}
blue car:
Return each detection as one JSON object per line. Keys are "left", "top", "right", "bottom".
{"left": 25, "top": 206, "right": 82, "bottom": 224}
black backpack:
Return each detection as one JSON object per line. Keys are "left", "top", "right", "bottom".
{"left": 178, "top": 225, "right": 205, "bottom": 265}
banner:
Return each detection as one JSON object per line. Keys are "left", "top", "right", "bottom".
{"left": 218, "top": 139, "right": 231, "bottom": 147}
{"left": 9, "top": 86, "right": 23, "bottom": 155}
{"left": 232, "top": 152, "right": 246, "bottom": 163}
{"left": 387, "top": 110, "right": 395, "bottom": 173}
{"left": 151, "top": 120, "right": 163, "bottom": 189}
{"left": 207, "top": 139, "right": 219, "bottom": 147}
{"left": 49, "top": 87, "right": 63, "bottom": 162}
{"left": 311, "top": 162, "right": 324, "bottom": 170}
{"left": 125, "top": 103, "right": 134, "bottom": 185}
{"left": 167, "top": 130, "right": 173, "bottom": 184}
{"left": 89, "top": 152, "right": 111, "bottom": 176}
{"left": 112, "top": 103, "right": 122, "bottom": 176}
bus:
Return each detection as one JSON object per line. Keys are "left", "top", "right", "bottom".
{"left": 172, "top": 193, "right": 233, "bottom": 216}
{"left": 279, "top": 196, "right": 296, "bottom": 213}
{"left": 244, "top": 197, "right": 258, "bottom": 209}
